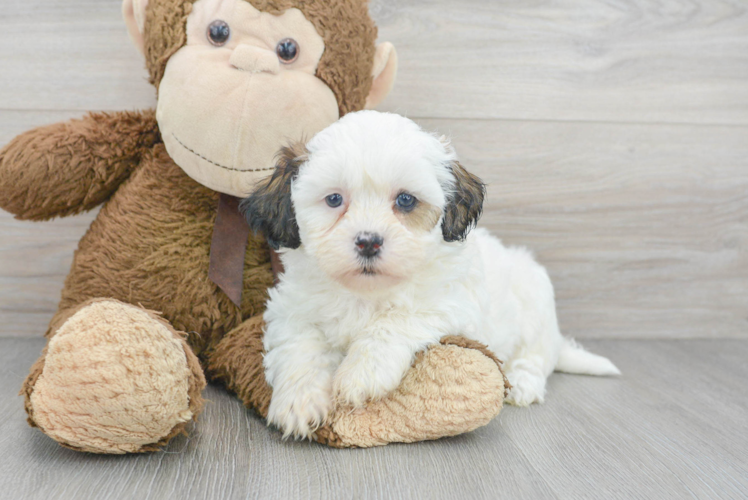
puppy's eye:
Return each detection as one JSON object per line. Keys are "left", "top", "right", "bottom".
{"left": 276, "top": 38, "right": 299, "bottom": 63}
{"left": 395, "top": 192, "right": 418, "bottom": 211}
{"left": 207, "top": 20, "right": 230, "bottom": 46}
{"left": 325, "top": 193, "right": 343, "bottom": 208}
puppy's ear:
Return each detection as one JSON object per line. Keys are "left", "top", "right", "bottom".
{"left": 442, "top": 161, "right": 486, "bottom": 242}
{"left": 239, "top": 144, "right": 307, "bottom": 250}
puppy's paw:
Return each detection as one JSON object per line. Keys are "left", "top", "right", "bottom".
{"left": 333, "top": 356, "right": 403, "bottom": 408}
{"left": 505, "top": 368, "right": 546, "bottom": 406}
{"left": 267, "top": 379, "right": 333, "bottom": 440}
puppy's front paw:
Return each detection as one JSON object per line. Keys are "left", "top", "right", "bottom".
{"left": 505, "top": 367, "right": 546, "bottom": 406}
{"left": 333, "top": 356, "right": 404, "bottom": 408}
{"left": 267, "top": 379, "right": 333, "bottom": 440}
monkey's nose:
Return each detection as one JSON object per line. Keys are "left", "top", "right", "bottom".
{"left": 355, "top": 232, "right": 384, "bottom": 258}
{"left": 229, "top": 44, "right": 280, "bottom": 74}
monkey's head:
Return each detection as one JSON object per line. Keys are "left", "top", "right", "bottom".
{"left": 123, "top": 0, "right": 396, "bottom": 197}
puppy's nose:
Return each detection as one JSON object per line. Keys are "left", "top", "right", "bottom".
{"left": 355, "top": 232, "right": 383, "bottom": 258}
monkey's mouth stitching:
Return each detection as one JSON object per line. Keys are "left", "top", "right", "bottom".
{"left": 172, "top": 133, "right": 275, "bottom": 173}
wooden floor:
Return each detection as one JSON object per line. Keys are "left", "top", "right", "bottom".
{"left": 1, "top": 0, "right": 747, "bottom": 499}
{"left": 1, "top": 338, "right": 746, "bottom": 500}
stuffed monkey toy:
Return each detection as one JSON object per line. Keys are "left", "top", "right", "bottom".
{"left": 0, "top": 0, "right": 506, "bottom": 453}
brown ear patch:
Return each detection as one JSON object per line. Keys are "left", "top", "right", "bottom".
{"left": 396, "top": 201, "right": 442, "bottom": 233}
{"left": 239, "top": 143, "right": 308, "bottom": 250}
{"left": 442, "top": 161, "right": 486, "bottom": 242}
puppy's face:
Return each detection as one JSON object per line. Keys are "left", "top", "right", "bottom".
{"left": 241, "top": 111, "right": 485, "bottom": 291}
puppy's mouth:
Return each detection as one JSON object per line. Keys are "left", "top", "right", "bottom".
{"left": 357, "top": 258, "right": 380, "bottom": 277}
{"left": 361, "top": 266, "right": 377, "bottom": 276}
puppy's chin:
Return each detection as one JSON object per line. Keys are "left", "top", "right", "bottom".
{"left": 334, "top": 266, "right": 405, "bottom": 294}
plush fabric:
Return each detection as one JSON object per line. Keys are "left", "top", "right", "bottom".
{"left": 144, "top": 0, "right": 377, "bottom": 115}
{"left": 48, "top": 143, "right": 274, "bottom": 354}
{"left": 0, "top": 110, "right": 159, "bottom": 221}
{"left": 207, "top": 321, "right": 509, "bottom": 448}
{"left": 320, "top": 337, "right": 508, "bottom": 448}
{"left": 155, "top": 0, "right": 341, "bottom": 196}
{"left": 206, "top": 314, "right": 273, "bottom": 417}
{"left": 0, "top": 0, "right": 507, "bottom": 453}
{"left": 25, "top": 299, "right": 206, "bottom": 454}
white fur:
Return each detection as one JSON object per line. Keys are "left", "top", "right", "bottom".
{"left": 262, "top": 111, "right": 620, "bottom": 439}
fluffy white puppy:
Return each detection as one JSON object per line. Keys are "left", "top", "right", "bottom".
{"left": 241, "top": 111, "right": 620, "bottom": 439}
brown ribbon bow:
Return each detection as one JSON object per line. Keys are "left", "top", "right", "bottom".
{"left": 209, "top": 193, "right": 283, "bottom": 307}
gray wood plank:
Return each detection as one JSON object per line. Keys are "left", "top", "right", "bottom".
{"left": 0, "top": 0, "right": 156, "bottom": 112}
{"left": 373, "top": 0, "right": 748, "bottom": 124}
{"left": 508, "top": 340, "right": 748, "bottom": 499}
{"left": 0, "top": 338, "right": 746, "bottom": 499}
{"left": 417, "top": 118, "right": 748, "bottom": 340}
{"left": 2, "top": 0, "right": 747, "bottom": 125}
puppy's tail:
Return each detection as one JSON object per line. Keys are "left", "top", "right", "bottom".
{"left": 555, "top": 338, "right": 621, "bottom": 376}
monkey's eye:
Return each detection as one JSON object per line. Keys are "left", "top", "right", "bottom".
{"left": 325, "top": 193, "right": 343, "bottom": 208}
{"left": 207, "top": 20, "right": 230, "bottom": 46}
{"left": 276, "top": 38, "right": 299, "bottom": 63}
{"left": 395, "top": 192, "right": 418, "bottom": 211}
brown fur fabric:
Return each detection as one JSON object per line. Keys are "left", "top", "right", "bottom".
{"left": 206, "top": 315, "right": 272, "bottom": 418}
{"left": 143, "top": 0, "right": 191, "bottom": 88}
{"left": 52, "top": 144, "right": 274, "bottom": 357}
{"left": 0, "top": 110, "right": 159, "bottom": 220}
{"left": 143, "top": 0, "right": 377, "bottom": 114}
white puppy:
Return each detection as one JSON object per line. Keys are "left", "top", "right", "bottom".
{"left": 241, "top": 111, "right": 620, "bottom": 439}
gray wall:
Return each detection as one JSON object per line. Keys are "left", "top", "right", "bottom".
{"left": 1, "top": 0, "right": 746, "bottom": 338}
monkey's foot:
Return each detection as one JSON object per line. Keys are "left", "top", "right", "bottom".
{"left": 314, "top": 336, "right": 508, "bottom": 448}
{"left": 22, "top": 299, "right": 206, "bottom": 454}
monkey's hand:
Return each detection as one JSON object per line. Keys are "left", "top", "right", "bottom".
{"left": 0, "top": 110, "right": 159, "bottom": 220}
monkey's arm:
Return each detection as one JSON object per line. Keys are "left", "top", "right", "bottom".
{"left": 0, "top": 110, "right": 159, "bottom": 220}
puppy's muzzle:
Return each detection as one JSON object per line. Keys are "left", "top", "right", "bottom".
{"left": 355, "top": 232, "right": 383, "bottom": 259}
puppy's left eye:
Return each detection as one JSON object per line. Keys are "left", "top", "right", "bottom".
{"left": 395, "top": 192, "right": 417, "bottom": 211}
{"left": 325, "top": 193, "right": 343, "bottom": 208}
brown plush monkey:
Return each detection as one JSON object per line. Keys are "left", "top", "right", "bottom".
{"left": 0, "top": 0, "right": 506, "bottom": 453}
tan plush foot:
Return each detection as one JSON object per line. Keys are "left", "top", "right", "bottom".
{"left": 24, "top": 299, "right": 206, "bottom": 454}
{"left": 316, "top": 336, "right": 508, "bottom": 448}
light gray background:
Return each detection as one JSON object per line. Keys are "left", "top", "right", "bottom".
{"left": 0, "top": 0, "right": 746, "bottom": 498}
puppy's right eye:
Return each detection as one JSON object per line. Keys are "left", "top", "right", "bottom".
{"left": 395, "top": 192, "right": 417, "bottom": 211}
{"left": 325, "top": 193, "right": 343, "bottom": 208}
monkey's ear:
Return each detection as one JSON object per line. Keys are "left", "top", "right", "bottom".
{"left": 442, "top": 161, "right": 486, "bottom": 242}
{"left": 123, "top": 0, "right": 148, "bottom": 55}
{"left": 239, "top": 145, "right": 307, "bottom": 250}
{"left": 365, "top": 43, "right": 398, "bottom": 109}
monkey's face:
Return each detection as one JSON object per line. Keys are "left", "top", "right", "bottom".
{"left": 156, "top": 0, "right": 340, "bottom": 197}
